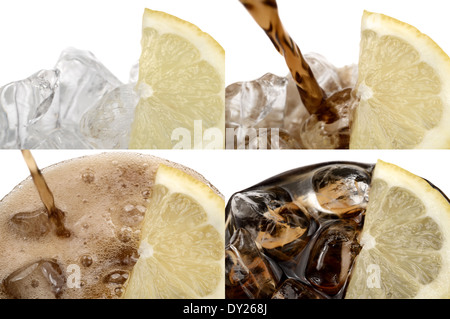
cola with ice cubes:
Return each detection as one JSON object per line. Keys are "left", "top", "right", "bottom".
{"left": 225, "top": 161, "right": 374, "bottom": 299}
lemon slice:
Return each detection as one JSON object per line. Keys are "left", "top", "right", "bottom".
{"left": 122, "top": 164, "right": 225, "bottom": 298}
{"left": 129, "top": 9, "right": 225, "bottom": 149}
{"left": 345, "top": 160, "right": 450, "bottom": 298}
{"left": 350, "top": 11, "right": 450, "bottom": 149}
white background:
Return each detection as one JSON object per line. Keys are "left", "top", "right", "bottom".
{"left": 0, "top": 150, "right": 449, "bottom": 205}
{"left": 0, "top": 0, "right": 449, "bottom": 85}
{"left": 0, "top": 1, "right": 448, "bottom": 203}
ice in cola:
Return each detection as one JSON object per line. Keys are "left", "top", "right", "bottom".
{"left": 225, "top": 228, "right": 279, "bottom": 299}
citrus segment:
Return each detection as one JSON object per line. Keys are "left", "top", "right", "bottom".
{"left": 345, "top": 160, "right": 450, "bottom": 298}
{"left": 129, "top": 9, "right": 225, "bottom": 149}
{"left": 123, "top": 164, "right": 225, "bottom": 298}
{"left": 350, "top": 11, "right": 450, "bottom": 149}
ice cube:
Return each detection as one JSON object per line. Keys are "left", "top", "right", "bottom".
{"left": 305, "top": 53, "right": 357, "bottom": 96}
{"left": 228, "top": 187, "right": 292, "bottom": 238}
{"left": 312, "top": 164, "right": 371, "bottom": 218}
{"left": 3, "top": 259, "right": 65, "bottom": 299}
{"left": 255, "top": 202, "right": 316, "bottom": 261}
{"left": 56, "top": 47, "right": 122, "bottom": 125}
{"left": 225, "top": 228, "right": 279, "bottom": 299}
{"left": 27, "top": 127, "right": 94, "bottom": 149}
{"left": 305, "top": 220, "right": 362, "bottom": 296}
{"left": 298, "top": 88, "right": 358, "bottom": 149}
{"left": 226, "top": 73, "right": 288, "bottom": 129}
{"left": 0, "top": 47, "right": 131, "bottom": 149}
{"left": 80, "top": 83, "right": 138, "bottom": 148}
{"left": 0, "top": 69, "right": 59, "bottom": 148}
{"left": 9, "top": 208, "right": 51, "bottom": 239}
{"left": 228, "top": 187, "right": 317, "bottom": 261}
{"left": 271, "top": 278, "right": 324, "bottom": 299}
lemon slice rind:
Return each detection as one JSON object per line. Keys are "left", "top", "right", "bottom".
{"left": 142, "top": 8, "right": 225, "bottom": 82}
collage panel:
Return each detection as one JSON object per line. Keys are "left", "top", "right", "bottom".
{"left": 0, "top": 150, "right": 226, "bottom": 299}
{"left": 0, "top": 0, "right": 226, "bottom": 150}
{"left": 223, "top": 150, "right": 450, "bottom": 299}
{"left": 0, "top": 0, "right": 449, "bottom": 303}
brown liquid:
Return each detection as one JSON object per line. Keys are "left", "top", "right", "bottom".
{"left": 240, "top": 0, "right": 354, "bottom": 148}
{"left": 21, "top": 150, "right": 70, "bottom": 237}
{"left": 240, "top": 0, "right": 325, "bottom": 114}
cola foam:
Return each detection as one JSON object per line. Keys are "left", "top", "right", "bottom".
{"left": 0, "top": 152, "right": 218, "bottom": 299}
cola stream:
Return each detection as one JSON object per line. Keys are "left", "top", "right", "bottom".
{"left": 239, "top": 0, "right": 355, "bottom": 148}
{"left": 21, "top": 150, "right": 71, "bottom": 237}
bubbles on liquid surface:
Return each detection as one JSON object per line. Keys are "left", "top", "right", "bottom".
{"left": 103, "top": 270, "right": 129, "bottom": 285}
{"left": 120, "top": 204, "right": 146, "bottom": 227}
{"left": 81, "top": 169, "right": 95, "bottom": 184}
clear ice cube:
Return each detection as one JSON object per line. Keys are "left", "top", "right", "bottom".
{"left": 3, "top": 259, "right": 65, "bottom": 299}
{"left": 0, "top": 47, "right": 138, "bottom": 149}
{"left": 56, "top": 47, "right": 122, "bottom": 125}
{"left": 312, "top": 164, "right": 371, "bottom": 217}
{"left": 0, "top": 69, "right": 59, "bottom": 148}
{"left": 80, "top": 83, "right": 138, "bottom": 148}
{"left": 226, "top": 73, "right": 288, "bottom": 129}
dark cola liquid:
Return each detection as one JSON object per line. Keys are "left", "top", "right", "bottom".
{"left": 225, "top": 162, "right": 374, "bottom": 299}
